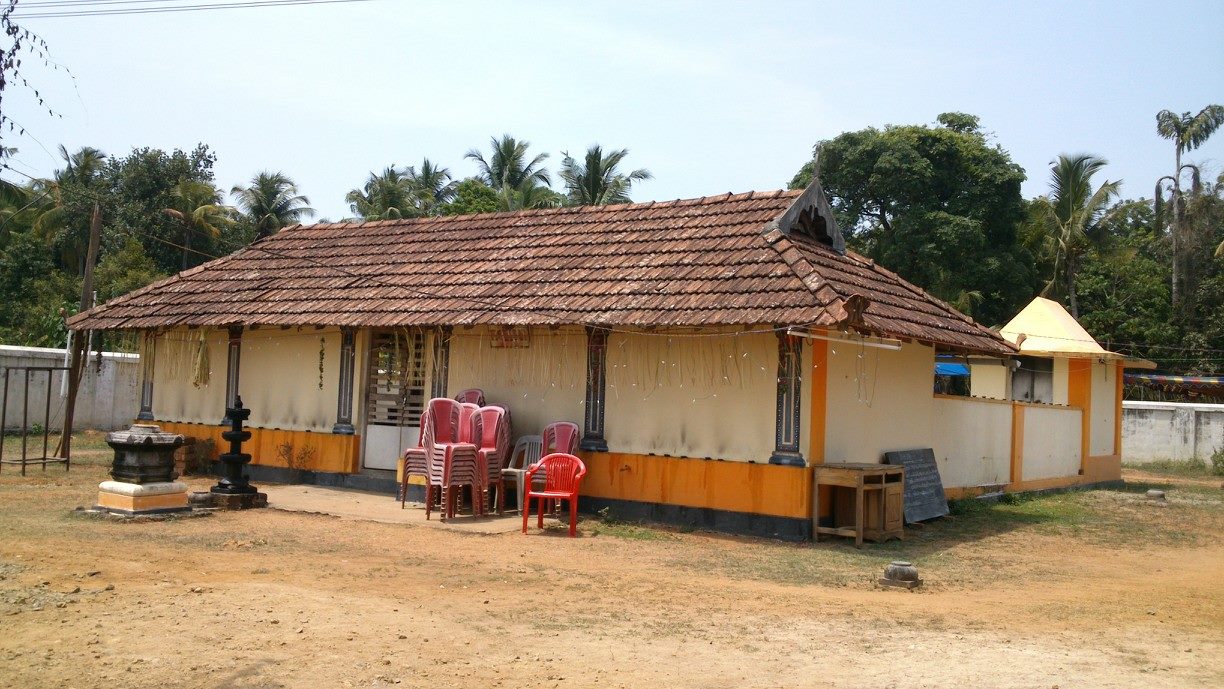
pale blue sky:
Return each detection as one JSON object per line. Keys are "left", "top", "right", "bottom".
{"left": 4, "top": 0, "right": 1223, "bottom": 222}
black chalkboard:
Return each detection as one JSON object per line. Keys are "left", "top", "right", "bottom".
{"left": 883, "top": 448, "right": 949, "bottom": 523}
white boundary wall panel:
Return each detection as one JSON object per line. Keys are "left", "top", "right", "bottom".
{"left": 0, "top": 345, "right": 140, "bottom": 431}
{"left": 1022, "top": 405, "right": 1082, "bottom": 481}
{"left": 932, "top": 397, "right": 1012, "bottom": 489}
{"left": 1123, "top": 401, "right": 1224, "bottom": 463}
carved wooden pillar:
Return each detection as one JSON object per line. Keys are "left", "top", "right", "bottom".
{"left": 769, "top": 331, "right": 805, "bottom": 466}
{"left": 332, "top": 328, "right": 356, "bottom": 434}
{"left": 136, "top": 331, "right": 156, "bottom": 421}
{"left": 580, "top": 326, "right": 610, "bottom": 452}
{"left": 220, "top": 326, "right": 243, "bottom": 425}
{"left": 430, "top": 327, "right": 451, "bottom": 400}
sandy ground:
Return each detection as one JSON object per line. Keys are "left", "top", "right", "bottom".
{"left": 1, "top": 459, "right": 1222, "bottom": 689}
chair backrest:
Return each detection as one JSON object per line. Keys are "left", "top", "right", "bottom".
{"left": 508, "top": 435, "right": 542, "bottom": 471}
{"left": 455, "top": 388, "right": 486, "bottom": 406}
{"left": 542, "top": 421, "right": 581, "bottom": 454}
{"left": 470, "top": 406, "right": 505, "bottom": 451}
{"left": 537, "top": 453, "right": 586, "bottom": 493}
{"left": 458, "top": 402, "right": 480, "bottom": 443}
{"left": 426, "top": 397, "right": 462, "bottom": 445}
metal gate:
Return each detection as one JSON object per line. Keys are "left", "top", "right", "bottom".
{"left": 361, "top": 330, "right": 426, "bottom": 471}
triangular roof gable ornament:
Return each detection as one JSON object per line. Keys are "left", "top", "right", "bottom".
{"left": 769, "top": 175, "right": 846, "bottom": 254}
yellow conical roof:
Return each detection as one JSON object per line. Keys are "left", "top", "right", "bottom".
{"left": 998, "top": 297, "right": 1117, "bottom": 358}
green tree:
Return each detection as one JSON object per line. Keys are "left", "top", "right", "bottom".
{"left": 1154, "top": 105, "right": 1224, "bottom": 307}
{"left": 406, "top": 158, "right": 457, "bottom": 214}
{"left": 1031, "top": 154, "right": 1120, "bottom": 317}
{"left": 346, "top": 166, "right": 419, "bottom": 221}
{"left": 440, "top": 178, "right": 501, "bottom": 216}
{"left": 790, "top": 113, "right": 1036, "bottom": 325}
{"left": 163, "top": 179, "right": 233, "bottom": 269}
{"left": 29, "top": 145, "right": 108, "bottom": 273}
{"left": 465, "top": 134, "right": 555, "bottom": 210}
{"left": 558, "top": 145, "right": 652, "bottom": 205}
{"left": 231, "top": 171, "right": 314, "bottom": 239}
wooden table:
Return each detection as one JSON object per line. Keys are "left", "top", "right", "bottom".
{"left": 812, "top": 463, "right": 904, "bottom": 547}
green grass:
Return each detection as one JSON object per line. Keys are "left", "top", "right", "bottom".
{"left": 1124, "top": 458, "right": 1219, "bottom": 477}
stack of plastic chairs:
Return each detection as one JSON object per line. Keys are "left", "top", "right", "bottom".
{"left": 423, "top": 398, "right": 482, "bottom": 520}
{"left": 399, "top": 406, "right": 432, "bottom": 508}
{"left": 454, "top": 388, "right": 486, "bottom": 406}
{"left": 471, "top": 406, "right": 513, "bottom": 514}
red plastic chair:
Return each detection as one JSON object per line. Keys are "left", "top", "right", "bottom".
{"left": 454, "top": 388, "right": 486, "bottom": 406}
{"left": 542, "top": 421, "right": 580, "bottom": 455}
{"left": 471, "top": 406, "right": 513, "bottom": 514}
{"left": 522, "top": 453, "right": 587, "bottom": 537}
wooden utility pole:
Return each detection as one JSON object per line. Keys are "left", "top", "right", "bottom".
{"left": 59, "top": 202, "right": 102, "bottom": 459}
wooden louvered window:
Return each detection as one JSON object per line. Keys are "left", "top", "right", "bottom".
{"left": 364, "top": 330, "right": 426, "bottom": 427}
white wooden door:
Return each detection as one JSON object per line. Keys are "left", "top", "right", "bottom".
{"left": 362, "top": 330, "right": 425, "bottom": 471}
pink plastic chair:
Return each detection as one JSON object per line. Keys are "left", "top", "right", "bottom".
{"left": 522, "top": 453, "right": 587, "bottom": 537}
{"left": 454, "top": 388, "right": 486, "bottom": 406}
{"left": 471, "top": 406, "right": 513, "bottom": 514}
{"left": 423, "top": 398, "right": 481, "bottom": 520}
{"left": 542, "top": 421, "right": 581, "bottom": 455}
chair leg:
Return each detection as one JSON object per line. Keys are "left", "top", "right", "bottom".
{"left": 521, "top": 495, "right": 530, "bottom": 533}
{"left": 569, "top": 497, "right": 578, "bottom": 537}
{"left": 425, "top": 484, "right": 432, "bottom": 520}
{"left": 537, "top": 498, "right": 545, "bottom": 529}
{"left": 497, "top": 480, "right": 505, "bottom": 516}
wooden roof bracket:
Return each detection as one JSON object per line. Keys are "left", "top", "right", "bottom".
{"left": 766, "top": 176, "right": 846, "bottom": 254}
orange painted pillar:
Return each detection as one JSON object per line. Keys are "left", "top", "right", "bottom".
{"left": 1067, "top": 358, "right": 1092, "bottom": 475}
{"left": 1113, "top": 361, "right": 1124, "bottom": 458}
{"left": 1009, "top": 403, "right": 1025, "bottom": 485}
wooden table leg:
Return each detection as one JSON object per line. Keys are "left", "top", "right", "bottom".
{"left": 854, "top": 479, "right": 864, "bottom": 548}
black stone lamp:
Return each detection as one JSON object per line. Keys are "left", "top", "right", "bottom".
{"left": 211, "top": 396, "right": 256, "bottom": 495}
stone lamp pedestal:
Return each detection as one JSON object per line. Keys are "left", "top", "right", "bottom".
{"left": 96, "top": 424, "right": 190, "bottom": 515}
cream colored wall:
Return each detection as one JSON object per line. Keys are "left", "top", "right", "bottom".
{"left": 969, "top": 364, "right": 1009, "bottom": 400}
{"left": 151, "top": 327, "right": 351, "bottom": 432}
{"left": 446, "top": 327, "right": 586, "bottom": 440}
{"left": 151, "top": 328, "right": 227, "bottom": 424}
{"left": 1022, "top": 405, "right": 1082, "bottom": 481}
{"left": 1089, "top": 360, "right": 1116, "bottom": 456}
{"left": 824, "top": 341, "right": 936, "bottom": 464}
{"left": 932, "top": 397, "right": 1012, "bottom": 488}
{"left": 240, "top": 328, "right": 340, "bottom": 431}
{"left": 603, "top": 330, "right": 777, "bottom": 461}
{"left": 1052, "top": 358, "right": 1070, "bottom": 406}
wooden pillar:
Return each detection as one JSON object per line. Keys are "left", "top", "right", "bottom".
{"left": 579, "top": 326, "right": 609, "bottom": 452}
{"left": 220, "top": 326, "right": 243, "bottom": 425}
{"left": 332, "top": 328, "right": 356, "bottom": 434}
{"left": 430, "top": 326, "right": 451, "bottom": 400}
{"left": 136, "top": 331, "right": 156, "bottom": 421}
{"left": 769, "top": 331, "right": 804, "bottom": 466}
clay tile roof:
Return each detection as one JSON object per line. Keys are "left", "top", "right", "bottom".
{"left": 68, "top": 189, "right": 1013, "bottom": 355}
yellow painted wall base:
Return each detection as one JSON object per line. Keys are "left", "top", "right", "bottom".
{"left": 154, "top": 421, "right": 361, "bottom": 474}
{"left": 97, "top": 491, "right": 188, "bottom": 512}
{"left": 577, "top": 452, "right": 812, "bottom": 519}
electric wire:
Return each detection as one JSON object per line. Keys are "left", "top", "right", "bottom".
{"left": 14, "top": 0, "right": 374, "bottom": 19}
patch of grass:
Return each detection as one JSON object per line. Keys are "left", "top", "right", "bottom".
{"left": 1124, "top": 458, "right": 1212, "bottom": 477}
{"left": 588, "top": 521, "right": 677, "bottom": 541}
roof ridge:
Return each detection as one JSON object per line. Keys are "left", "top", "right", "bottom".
{"left": 760, "top": 226, "right": 844, "bottom": 314}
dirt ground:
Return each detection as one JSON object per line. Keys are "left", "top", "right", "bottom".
{"left": 1, "top": 451, "right": 1222, "bottom": 689}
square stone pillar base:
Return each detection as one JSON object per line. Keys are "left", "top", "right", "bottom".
{"left": 96, "top": 480, "right": 191, "bottom": 515}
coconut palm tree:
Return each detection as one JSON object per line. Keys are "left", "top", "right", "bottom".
{"left": 405, "top": 158, "right": 457, "bottom": 214}
{"left": 164, "top": 180, "right": 234, "bottom": 269}
{"left": 346, "top": 166, "right": 418, "bottom": 221}
{"left": 29, "top": 145, "right": 108, "bottom": 273}
{"left": 559, "top": 145, "right": 652, "bottom": 205}
{"left": 1154, "top": 105, "right": 1224, "bottom": 307}
{"left": 231, "top": 171, "right": 314, "bottom": 238}
{"left": 465, "top": 134, "right": 551, "bottom": 201}
{"left": 1033, "top": 154, "right": 1120, "bottom": 317}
